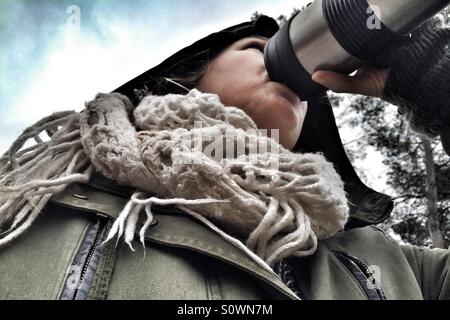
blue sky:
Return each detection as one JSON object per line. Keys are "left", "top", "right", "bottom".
{"left": 0, "top": 0, "right": 308, "bottom": 153}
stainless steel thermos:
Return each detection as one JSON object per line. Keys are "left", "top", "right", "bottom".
{"left": 264, "top": 0, "right": 450, "bottom": 100}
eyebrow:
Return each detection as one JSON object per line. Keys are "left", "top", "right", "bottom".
{"left": 241, "top": 36, "right": 268, "bottom": 45}
{"left": 233, "top": 36, "right": 268, "bottom": 50}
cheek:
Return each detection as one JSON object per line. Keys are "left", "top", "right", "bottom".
{"left": 205, "top": 54, "right": 263, "bottom": 101}
{"left": 197, "top": 50, "right": 307, "bottom": 148}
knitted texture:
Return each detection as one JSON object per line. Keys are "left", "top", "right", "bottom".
{"left": 381, "top": 17, "right": 450, "bottom": 149}
{"left": 0, "top": 89, "right": 349, "bottom": 266}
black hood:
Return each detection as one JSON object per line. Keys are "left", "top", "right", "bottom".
{"left": 113, "top": 15, "right": 394, "bottom": 229}
{"left": 114, "top": 15, "right": 279, "bottom": 103}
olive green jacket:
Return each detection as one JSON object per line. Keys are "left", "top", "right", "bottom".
{"left": 1, "top": 180, "right": 449, "bottom": 300}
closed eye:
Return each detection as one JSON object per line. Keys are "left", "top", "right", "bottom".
{"left": 245, "top": 41, "right": 265, "bottom": 54}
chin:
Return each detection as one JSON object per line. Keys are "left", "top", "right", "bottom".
{"left": 264, "top": 96, "right": 304, "bottom": 150}
{"left": 278, "top": 122, "right": 303, "bottom": 150}
{"left": 271, "top": 94, "right": 303, "bottom": 126}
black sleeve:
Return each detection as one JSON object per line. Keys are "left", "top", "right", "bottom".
{"left": 379, "top": 17, "right": 450, "bottom": 152}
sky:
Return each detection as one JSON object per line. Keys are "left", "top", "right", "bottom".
{"left": 0, "top": 0, "right": 389, "bottom": 192}
{"left": 0, "top": 0, "right": 309, "bottom": 153}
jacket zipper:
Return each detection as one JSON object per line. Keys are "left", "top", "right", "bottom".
{"left": 73, "top": 218, "right": 106, "bottom": 299}
{"left": 87, "top": 180, "right": 134, "bottom": 198}
{"left": 275, "top": 259, "right": 306, "bottom": 299}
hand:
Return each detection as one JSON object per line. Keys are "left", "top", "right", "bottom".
{"left": 311, "top": 65, "right": 390, "bottom": 98}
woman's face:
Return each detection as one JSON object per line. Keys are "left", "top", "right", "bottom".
{"left": 196, "top": 36, "right": 308, "bottom": 150}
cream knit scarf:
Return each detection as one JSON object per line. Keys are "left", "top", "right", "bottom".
{"left": 0, "top": 89, "right": 349, "bottom": 266}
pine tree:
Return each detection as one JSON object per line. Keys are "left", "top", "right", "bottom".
{"left": 251, "top": 7, "right": 304, "bottom": 26}
{"left": 334, "top": 94, "right": 450, "bottom": 248}
{"left": 250, "top": 11, "right": 262, "bottom": 21}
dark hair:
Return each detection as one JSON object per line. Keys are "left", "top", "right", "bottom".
{"left": 164, "top": 49, "right": 212, "bottom": 90}
{"left": 132, "top": 49, "right": 213, "bottom": 104}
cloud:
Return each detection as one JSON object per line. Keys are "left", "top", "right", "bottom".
{"left": 0, "top": 0, "right": 308, "bottom": 154}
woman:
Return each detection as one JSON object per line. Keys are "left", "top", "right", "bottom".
{"left": 0, "top": 15, "right": 449, "bottom": 300}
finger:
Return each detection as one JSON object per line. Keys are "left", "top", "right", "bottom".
{"left": 312, "top": 70, "right": 365, "bottom": 94}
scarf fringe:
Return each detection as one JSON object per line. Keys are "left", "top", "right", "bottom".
{"left": 0, "top": 111, "right": 94, "bottom": 248}
{"left": 102, "top": 191, "right": 229, "bottom": 252}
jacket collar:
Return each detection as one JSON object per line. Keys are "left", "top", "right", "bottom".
{"left": 50, "top": 179, "right": 300, "bottom": 300}
{"left": 143, "top": 212, "right": 300, "bottom": 300}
